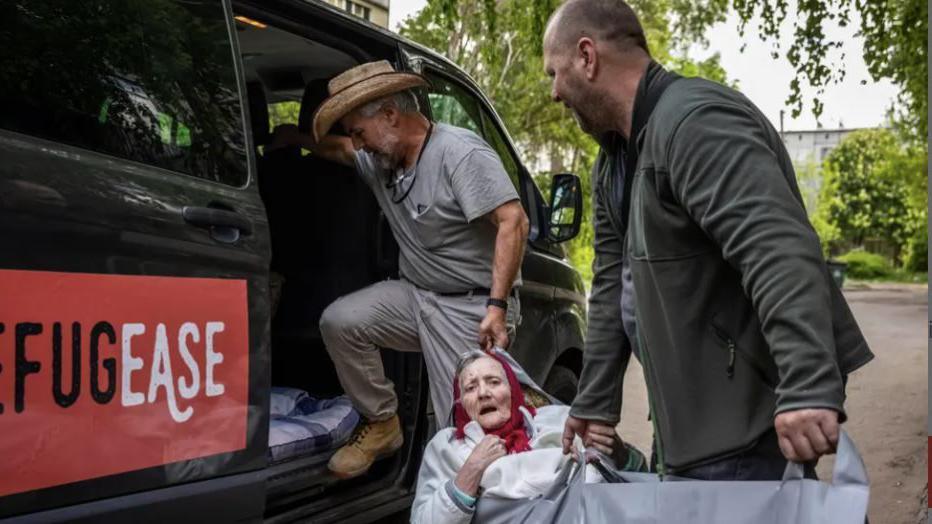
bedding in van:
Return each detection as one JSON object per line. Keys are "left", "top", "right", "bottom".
{"left": 268, "top": 387, "right": 360, "bottom": 462}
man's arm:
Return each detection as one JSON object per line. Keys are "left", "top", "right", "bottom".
{"left": 572, "top": 153, "right": 631, "bottom": 423}
{"left": 267, "top": 125, "right": 355, "bottom": 167}
{"left": 563, "top": 153, "right": 632, "bottom": 453}
{"left": 447, "top": 146, "right": 525, "bottom": 350}
{"left": 667, "top": 102, "right": 844, "bottom": 461}
{"left": 478, "top": 199, "right": 529, "bottom": 350}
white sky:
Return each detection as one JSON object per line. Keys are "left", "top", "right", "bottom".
{"left": 388, "top": 0, "right": 899, "bottom": 132}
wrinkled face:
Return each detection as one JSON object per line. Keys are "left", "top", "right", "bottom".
{"left": 543, "top": 33, "right": 609, "bottom": 137}
{"left": 340, "top": 109, "right": 402, "bottom": 170}
{"left": 459, "top": 356, "right": 512, "bottom": 431}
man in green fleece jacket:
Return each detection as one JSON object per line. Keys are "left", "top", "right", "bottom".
{"left": 544, "top": 0, "right": 874, "bottom": 479}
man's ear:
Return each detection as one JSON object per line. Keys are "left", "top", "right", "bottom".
{"left": 382, "top": 105, "right": 400, "bottom": 127}
{"left": 577, "top": 37, "right": 598, "bottom": 81}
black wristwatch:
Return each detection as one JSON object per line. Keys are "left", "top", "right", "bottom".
{"left": 486, "top": 297, "right": 508, "bottom": 311}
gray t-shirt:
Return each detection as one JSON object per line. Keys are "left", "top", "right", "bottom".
{"left": 354, "top": 123, "right": 521, "bottom": 293}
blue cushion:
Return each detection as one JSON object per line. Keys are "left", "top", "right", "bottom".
{"left": 268, "top": 387, "right": 360, "bottom": 462}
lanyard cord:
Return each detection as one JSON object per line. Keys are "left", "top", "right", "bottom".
{"left": 386, "top": 121, "right": 434, "bottom": 204}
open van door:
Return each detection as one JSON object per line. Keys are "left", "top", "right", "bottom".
{"left": 0, "top": 0, "right": 271, "bottom": 520}
{"left": 399, "top": 48, "right": 587, "bottom": 397}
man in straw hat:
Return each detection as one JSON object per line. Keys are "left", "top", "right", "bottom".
{"left": 273, "top": 60, "right": 528, "bottom": 479}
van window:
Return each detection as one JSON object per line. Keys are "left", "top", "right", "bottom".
{"left": 269, "top": 101, "right": 302, "bottom": 128}
{"left": 426, "top": 75, "right": 483, "bottom": 135}
{"left": 479, "top": 110, "right": 521, "bottom": 187}
{"left": 0, "top": 1, "right": 248, "bottom": 187}
{"left": 426, "top": 73, "right": 520, "bottom": 187}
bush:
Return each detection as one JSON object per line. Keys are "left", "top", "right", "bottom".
{"left": 836, "top": 250, "right": 894, "bottom": 279}
{"left": 901, "top": 217, "right": 928, "bottom": 272}
{"left": 814, "top": 129, "right": 926, "bottom": 262}
{"left": 811, "top": 213, "right": 841, "bottom": 258}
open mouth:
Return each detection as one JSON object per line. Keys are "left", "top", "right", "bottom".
{"left": 479, "top": 406, "right": 497, "bottom": 415}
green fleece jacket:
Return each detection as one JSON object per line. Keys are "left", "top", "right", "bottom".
{"left": 570, "top": 63, "right": 874, "bottom": 471}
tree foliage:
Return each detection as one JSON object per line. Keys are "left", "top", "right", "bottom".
{"left": 425, "top": 0, "right": 927, "bottom": 139}
{"left": 793, "top": 157, "right": 822, "bottom": 215}
{"left": 815, "top": 128, "right": 926, "bottom": 267}
{"left": 691, "top": 0, "right": 928, "bottom": 141}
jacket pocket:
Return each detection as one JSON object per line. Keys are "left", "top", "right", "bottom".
{"left": 709, "top": 321, "right": 777, "bottom": 391}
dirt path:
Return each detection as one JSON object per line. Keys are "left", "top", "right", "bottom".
{"left": 614, "top": 284, "right": 928, "bottom": 523}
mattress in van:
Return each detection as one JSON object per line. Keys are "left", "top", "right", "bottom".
{"left": 268, "top": 387, "right": 360, "bottom": 462}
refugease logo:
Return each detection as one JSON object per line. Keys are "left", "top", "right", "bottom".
{"left": 0, "top": 269, "right": 250, "bottom": 497}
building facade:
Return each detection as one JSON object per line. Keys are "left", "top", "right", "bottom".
{"left": 320, "top": 0, "right": 389, "bottom": 28}
{"left": 780, "top": 127, "right": 859, "bottom": 166}
{"left": 779, "top": 126, "right": 883, "bottom": 216}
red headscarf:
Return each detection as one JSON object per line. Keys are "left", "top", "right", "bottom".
{"left": 453, "top": 352, "right": 536, "bottom": 454}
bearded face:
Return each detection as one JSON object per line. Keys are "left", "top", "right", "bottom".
{"left": 341, "top": 109, "right": 405, "bottom": 170}
{"left": 368, "top": 127, "right": 402, "bottom": 170}
{"left": 546, "top": 53, "right": 598, "bottom": 135}
{"left": 561, "top": 69, "right": 615, "bottom": 137}
{"left": 544, "top": 34, "right": 622, "bottom": 138}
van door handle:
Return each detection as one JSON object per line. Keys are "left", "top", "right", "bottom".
{"left": 182, "top": 206, "right": 252, "bottom": 243}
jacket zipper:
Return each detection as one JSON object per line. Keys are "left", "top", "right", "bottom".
{"left": 726, "top": 340, "right": 736, "bottom": 378}
{"left": 712, "top": 326, "right": 737, "bottom": 379}
{"left": 636, "top": 330, "right": 666, "bottom": 478}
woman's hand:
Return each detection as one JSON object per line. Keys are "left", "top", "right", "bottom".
{"left": 454, "top": 435, "right": 507, "bottom": 497}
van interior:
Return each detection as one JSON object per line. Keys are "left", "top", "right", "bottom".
{"left": 233, "top": 8, "right": 429, "bottom": 520}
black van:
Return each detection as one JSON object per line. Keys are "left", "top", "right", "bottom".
{"left": 0, "top": 0, "right": 587, "bottom": 522}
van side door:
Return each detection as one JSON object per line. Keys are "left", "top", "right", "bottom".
{"left": 0, "top": 0, "right": 270, "bottom": 520}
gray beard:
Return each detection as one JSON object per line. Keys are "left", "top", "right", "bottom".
{"left": 374, "top": 153, "right": 394, "bottom": 170}
{"left": 373, "top": 132, "right": 401, "bottom": 170}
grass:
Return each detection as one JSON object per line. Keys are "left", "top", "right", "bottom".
{"left": 834, "top": 250, "right": 927, "bottom": 285}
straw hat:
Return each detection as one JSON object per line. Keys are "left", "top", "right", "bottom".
{"left": 312, "top": 60, "right": 428, "bottom": 141}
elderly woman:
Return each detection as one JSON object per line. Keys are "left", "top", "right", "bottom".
{"left": 410, "top": 350, "right": 644, "bottom": 524}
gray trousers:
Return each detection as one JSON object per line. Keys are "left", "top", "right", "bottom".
{"left": 319, "top": 279, "right": 519, "bottom": 425}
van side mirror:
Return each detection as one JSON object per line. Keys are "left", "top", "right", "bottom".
{"left": 547, "top": 173, "right": 582, "bottom": 243}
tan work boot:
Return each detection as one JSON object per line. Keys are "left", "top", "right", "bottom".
{"left": 328, "top": 415, "right": 403, "bottom": 479}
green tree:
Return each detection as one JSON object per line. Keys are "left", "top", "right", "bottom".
{"left": 424, "top": 0, "right": 927, "bottom": 140}
{"left": 815, "top": 128, "right": 923, "bottom": 264}
{"left": 680, "top": 1, "right": 927, "bottom": 271}
{"left": 793, "top": 157, "right": 822, "bottom": 216}
{"left": 400, "top": 0, "right": 730, "bottom": 283}
{"left": 269, "top": 101, "right": 301, "bottom": 128}
{"left": 892, "top": 142, "right": 928, "bottom": 270}
{"left": 667, "top": 0, "right": 927, "bottom": 142}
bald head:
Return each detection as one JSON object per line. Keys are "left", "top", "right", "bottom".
{"left": 542, "top": 0, "right": 651, "bottom": 138}
{"left": 545, "top": 0, "right": 649, "bottom": 57}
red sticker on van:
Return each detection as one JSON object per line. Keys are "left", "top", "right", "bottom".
{"left": 0, "top": 269, "right": 249, "bottom": 497}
